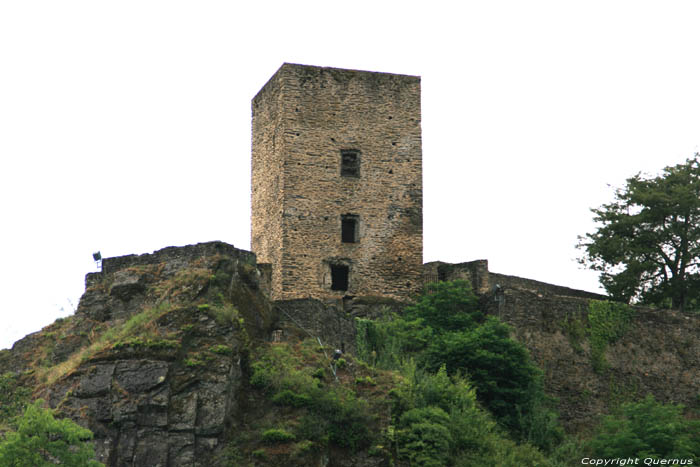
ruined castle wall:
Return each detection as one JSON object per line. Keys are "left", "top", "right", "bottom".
{"left": 488, "top": 272, "right": 607, "bottom": 300}
{"left": 481, "top": 288, "right": 700, "bottom": 431}
{"left": 252, "top": 64, "right": 423, "bottom": 301}
{"left": 89, "top": 241, "right": 256, "bottom": 288}
{"left": 424, "top": 260, "right": 606, "bottom": 299}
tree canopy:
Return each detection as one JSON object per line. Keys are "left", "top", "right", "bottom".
{"left": 587, "top": 395, "right": 699, "bottom": 459}
{"left": 0, "top": 401, "right": 103, "bottom": 467}
{"left": 578, "top": 155, "right": 700, "bottom": 311}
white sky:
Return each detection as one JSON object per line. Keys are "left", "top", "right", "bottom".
{"left": 2, "top": 1, "right": 700, "bottom": 349}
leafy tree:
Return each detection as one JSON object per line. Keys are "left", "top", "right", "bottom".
{"left": 397, "top": 406, "right": 453, "bottom": 467}
{"left": 423, "top": 317, "right": 547, "bottom": 435}
{"left": 391, "top": 363, "right": 551, "bottom": 466}
{"left": 587, "top": 395, "right": 699, "bottom": 459}
{"left": 0, "top": 400, "right": 103, "bottom": 467}
{"left": 357, "top": 281, "right": 563, "bottom": 453}
{"left": 0, "top": 372, "right": 31, "bottom": 429}
{"left": 402, "top": 282, "right": 560, "bottom": 447}
{"left": 404, "top": 280, "right": 483, "bottom": 332}
{"left": 578, "top": 155, "right": 700, "bottom": 310}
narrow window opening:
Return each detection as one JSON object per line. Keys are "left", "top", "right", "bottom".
{"left": 340, "top": 150, "right": 360, "bottom": 177}
{"left": 341, "top": 215, "right": 359, "bottom": 243}
{"left": 331, "top": 265, "right": 349, "bottom": 291}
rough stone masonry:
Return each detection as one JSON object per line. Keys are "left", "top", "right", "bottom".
{"left": 251, "top": 63, "right": 423, "bottom": 302}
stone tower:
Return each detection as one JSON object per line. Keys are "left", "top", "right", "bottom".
{"left": 251, "top": 63, "right": 422, "bottom": 301}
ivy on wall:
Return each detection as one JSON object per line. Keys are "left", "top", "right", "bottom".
{"left": 587, "top": 300, "right": 635, "bottom": 373}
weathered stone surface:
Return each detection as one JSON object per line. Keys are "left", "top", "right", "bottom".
{"left": 133, "top": 429, "right": 168, "bottom": 466}
{"left": 114, "top": 360, "right": 168, "bottom": 393}
{"left": 168, "top": 433, "right": 195, "bottom": 465}
{"left": 479, "top": 286, "right": 700, "bottom": 431}
{"left": 109, "top": 269, "right": 147, "bottom": 300}
{"left": 252, "top": 64, "right": 423, "bottom": 302}
{"left": 169, "top": 392, "right": 197, "bottom": 431}
{"left": 0, "top": 242, "right": 269, "bottom": 467}
{"left": 75, "top": 363, "right": 115, "bottom": 397}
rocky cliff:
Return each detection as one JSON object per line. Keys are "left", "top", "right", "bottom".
{"left": 1, "top": 242, "right": 274, "bottom": 465}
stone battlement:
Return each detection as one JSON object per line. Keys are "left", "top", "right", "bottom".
{"left": 424, "top": 259, "right": 607, "bottom": 300}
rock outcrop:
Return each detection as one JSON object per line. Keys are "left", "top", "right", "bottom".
{"left": 1, "top": 242, "right": 272, "bottom": 466}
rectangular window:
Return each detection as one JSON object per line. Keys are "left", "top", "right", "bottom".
{"left": 340, "top": 150, "right": 360, "bottom": 177}
{"left": 330, "top": 265, "right": 349, "bottom": 291}
{"left": 341, "top": 215, "right": 359, "bottom": 243}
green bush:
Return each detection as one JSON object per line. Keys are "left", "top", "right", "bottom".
{"left": 250, "top": 344, "right": 321, "bottom": 393}
{"left": 291, "top": 440, "right": 314, "bottom": 457}
{"left": 0, "top": 401, "right": 104, "bottom": 466}
{"left": 359, "top": 281, "right": 563, "bottom": 455}
{"left": 272, "top": 389, "right": 312, "bottom": 408}
{"left": 423, "top": 316, "right": 544, "bottom": 436}
{"left": 587, "top": 395, "right": 699, "bottom": 459}
{"left": 406, "top": 280, "right": 482, "bottom": 332}
{"left": 397, "top": 406, "right": 452, "bottom": 467}
{"left": 315, "top": 390, "right": 372, "bottom": 450}
{"left": 0, "top": 372, "right": 31, "bottom": 428}
{"left": 210, "top": 344, "right": 232, "bottom": 355}
{"left": 261, "top": 428, "right": 295, "bottom": 444}
{"left": 208, "top": 304, "right": 241, "bottom": 327}
{"left": 250, "top": 342, "right": 375, "bottom": 451}
{"left": 390, "top": 363, "right": 551, "bottom": 466}
{"left": 355, "top": 376, "right": 377, "bottom": 386}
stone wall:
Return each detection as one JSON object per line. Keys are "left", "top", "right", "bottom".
{"left": 251, "top": 70, "right": 286, "bottom": 299}
{"left": 271, "top": 296, "right": 407, "bottom": 356}
{"left": 424, "top": 259, "right": 606, "bottom": 299}
{"left": 87, "top": 241, "right": 256, "bottom": 289}
{"left": 479, "top": 287, "right": 700, "bottom": 431}
{"left": 252, "top": 64, "right": 423, "bottom": 302}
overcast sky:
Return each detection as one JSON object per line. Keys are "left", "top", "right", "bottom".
{"left": 2, "top": 1, "right": 699, "bottom": 349}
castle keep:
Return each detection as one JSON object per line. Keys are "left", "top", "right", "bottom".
{"left": 251, "top": 63, "right": 423, "bottom": 301}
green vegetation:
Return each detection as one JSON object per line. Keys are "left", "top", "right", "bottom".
{"left": 355, "top": 375, "right": 376, "bottom": 386}
{"left": 356, "top": 280, "right": 561, "bottom": 449}
{"left": 587, "top": 300, "right": 635, "bottom": 372}
{"left": 578, "top": 155, "right": 700, "bottom": 311}
{"left": 587, "top": 395, "right": 700, "bottom": 459}
{"left": 248, "top": 342, "right": 375, "bottom": 452}
{"left": 210, "top": 344, "right": 233, "bottom": 355}
{"left": 0, "top": 372, "right": 31, "bottom": 430}
{"left": 38, "top": 302, "right": 176, "bottom": 385}
{"left": 390, "top": 362, "right": 551, "bottom": 466}
{"left": 261, "top": 428, "right": 296, "bottom": 444}
{"left": 183, "top": 357, "right": 205, "bottom": 368}
{"left": 559, "top": 300, "right": 636, "bottom": 373}
{"left": 112, "top": 337, "right": 179, "bottom": 351}
{"left": 232, "top": 281, "right": 577, "bottom": 465}
{"left": 272, "top": 389, "right": 312, "bottom": 408}
{"left": 561, "top": 313, "right": 587, "bottom": 353}
{"left": 0, "top": 401, "right": 103, "bottom": 466}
